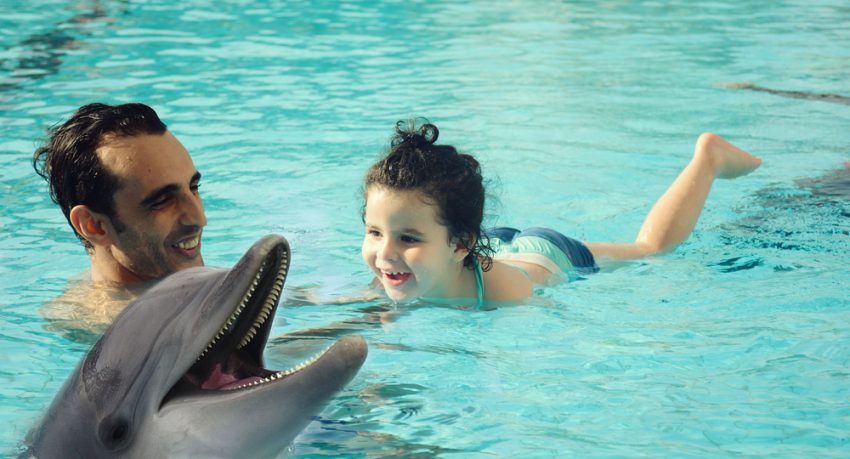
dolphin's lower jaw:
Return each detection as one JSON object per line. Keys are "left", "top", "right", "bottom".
{"left": 153, "top": 335, "right": 368, "bottom": 458}
{"left": 26, "top": 235, "right": 368, "bottom": 458}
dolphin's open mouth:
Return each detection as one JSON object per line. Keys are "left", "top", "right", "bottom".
{"left": 162, "top": 240, "right": 330, "bottom": 401}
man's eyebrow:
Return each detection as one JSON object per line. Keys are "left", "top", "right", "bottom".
{"left": 139, "top": 171, "right": 201, "bottom": 207}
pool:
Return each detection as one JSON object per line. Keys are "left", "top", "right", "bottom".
{"left": 2, "top": 0, "right": 849, "bottom": 456}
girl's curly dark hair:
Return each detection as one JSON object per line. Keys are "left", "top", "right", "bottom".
{"left": 364, "top": 118, "right": 493, "bottom": 271}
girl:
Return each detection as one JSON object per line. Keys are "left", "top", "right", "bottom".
{"left": 361, "top": 120, "right": 761, "bottom": 307}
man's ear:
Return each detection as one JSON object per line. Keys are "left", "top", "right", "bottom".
{"left": 69, "top": 205, "right": 113, "bottom": 247}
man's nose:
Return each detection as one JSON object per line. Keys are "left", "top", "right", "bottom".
{"left": 179, "top": 192, "right": 207, "bottom": 228}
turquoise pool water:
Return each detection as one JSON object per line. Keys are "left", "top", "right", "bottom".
{"left": 2, "top": 0, "right": 849, "bottom": 456}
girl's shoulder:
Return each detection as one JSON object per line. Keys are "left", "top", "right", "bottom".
{"left": 482, "top": 261, "right": 534, "bottom": 302}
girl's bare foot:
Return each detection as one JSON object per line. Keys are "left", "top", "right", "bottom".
{"left": 695, "top": 132, "right": 762, "bottom": 179}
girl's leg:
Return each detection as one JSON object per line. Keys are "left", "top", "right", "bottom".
{"left": 586, "top": 133, "right": 761, "bottom": 261}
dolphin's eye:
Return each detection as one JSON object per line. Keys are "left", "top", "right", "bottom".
{"left": 111, "top": 423, "right": 128, "bottom": 441}
{"left": 98, "top": 415, "right": 131, "bottom": 450}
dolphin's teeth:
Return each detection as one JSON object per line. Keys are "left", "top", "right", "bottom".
{"left": 236, "top": 327, "right": 257, "bottom": 349}
{"left": 275, "top": 345, "right": 332, "bottom": 377}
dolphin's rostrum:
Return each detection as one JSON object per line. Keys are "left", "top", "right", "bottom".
{"left": 25, "top": 234, "right": 368, "bottom": 458}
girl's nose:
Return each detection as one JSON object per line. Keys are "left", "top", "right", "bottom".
{"left": 377, "top": 239, "right": 397, "bottom": 261}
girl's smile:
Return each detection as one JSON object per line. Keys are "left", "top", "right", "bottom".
{"left": 382, "top": 271, "right": 412, "bottom": 286}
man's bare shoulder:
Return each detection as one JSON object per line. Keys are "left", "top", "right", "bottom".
{"left": 40, "top": 272, "right": 152, "bottom": 344}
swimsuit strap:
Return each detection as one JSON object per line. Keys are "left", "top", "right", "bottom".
{"left": 473, "top": 258, "right": 485, "bottom": 309}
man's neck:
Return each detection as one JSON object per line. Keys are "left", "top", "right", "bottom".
{"left": 89, "top": 248, "right": 146, "bottom": 285}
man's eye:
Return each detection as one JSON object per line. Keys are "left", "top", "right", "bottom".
{"left": 190, "top": 182, "right": 201, "bottom": 192}
{"left": 150, "top": 196, "right": 172, "bottom": 209}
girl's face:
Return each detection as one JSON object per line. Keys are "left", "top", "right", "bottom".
{"left": 362, "top": 186, "right": 469, "bottom": 302}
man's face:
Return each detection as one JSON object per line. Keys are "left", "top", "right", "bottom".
{"left": 97, "top": 131, "right": 207, "bottom": 282}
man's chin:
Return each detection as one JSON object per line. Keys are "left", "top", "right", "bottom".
{"left": 158, "top": 256, "right": 204, "bottom": 280}
{"left": 175, "top": 257, "right": 204, "bottom": 271}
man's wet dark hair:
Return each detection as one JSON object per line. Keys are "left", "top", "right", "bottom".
{"left": 33, "top": 102, "right": 167, "bottom": 251}
{"left": 364, "top": 119, "right": 493, "bottom": 270}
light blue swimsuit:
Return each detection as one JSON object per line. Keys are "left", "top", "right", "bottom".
{"left": 473, "top": 259, "right": 485, "bottom": 309}
{"left": 471, "top": 227, "right": 600, "bottom": 309}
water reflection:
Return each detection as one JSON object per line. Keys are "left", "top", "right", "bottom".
{"left": 0, "top": 0, "right": 121, "bottom": 92}
{"left": 718, "top": 165, "right": 850, "bottom": 258}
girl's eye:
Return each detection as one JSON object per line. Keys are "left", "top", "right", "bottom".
{"left": 367, "top": 229, "right": 381, "bottom": 237}
{"left": 400, "top": 235, "right": 420, "bottom": 243}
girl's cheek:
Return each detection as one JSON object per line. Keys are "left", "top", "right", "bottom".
{"left": 360, "top": 242, "right": 373, "bottom": 262}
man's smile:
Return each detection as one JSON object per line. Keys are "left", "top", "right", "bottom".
{"left": 172, "top": 234, "right": 201, "bottom": 255}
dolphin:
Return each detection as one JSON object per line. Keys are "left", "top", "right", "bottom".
{"left": 24, "top": 234, "right": 368, "bottom": 458}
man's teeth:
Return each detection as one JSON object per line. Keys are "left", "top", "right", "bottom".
{"left": 174, "top": 236, "right": 200, "bottom": 250}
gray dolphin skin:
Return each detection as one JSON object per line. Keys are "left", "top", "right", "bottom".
{"left": 25, "top": 234, "right": 368, "bottom": 458}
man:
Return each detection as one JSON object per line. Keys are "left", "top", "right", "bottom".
{"left": 33, "top": 102, "right": 207, "bottom": 339}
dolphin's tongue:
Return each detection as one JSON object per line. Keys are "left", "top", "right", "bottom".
{"left": 200, "top": 363, "right": 263, "bottom": 390}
